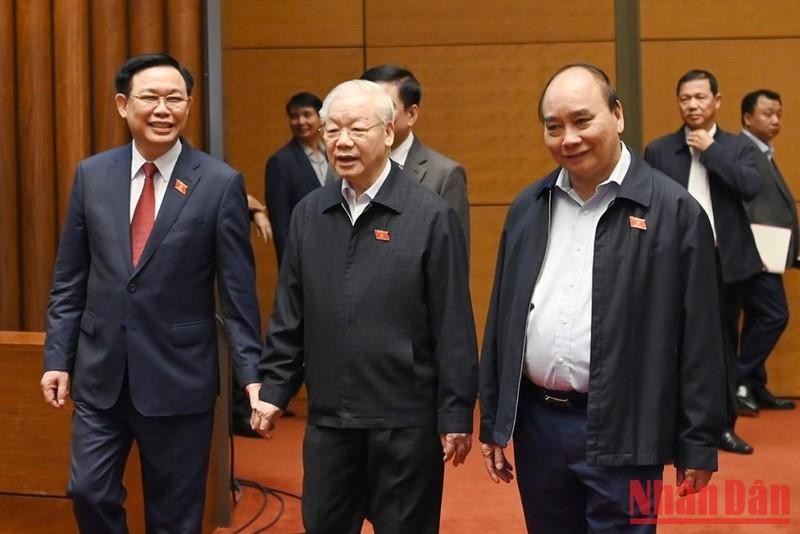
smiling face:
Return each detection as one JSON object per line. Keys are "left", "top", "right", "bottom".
{"left": 678, "top": 78, "right": 720, "bottom": 131}
{"left": 323, "top": 90, "right": 394, "bottom": 192}
{"left": 115, "top": 65, "right": 192, "bottom": 160}
{"left": 540, "top": 67, "right": 624, "bottom": 193}
{"left": 288, "top": 105, "right": 323, "bottom": 144}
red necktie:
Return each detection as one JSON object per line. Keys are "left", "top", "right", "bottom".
{"left": 131, "top": 161, "right": 157, "bottom": 267}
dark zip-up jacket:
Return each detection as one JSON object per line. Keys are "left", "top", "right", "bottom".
{"left": 479, "top": 155, "right": 724, "bottom": 470}
{"left": 260, "top": 164, "right": 478, "bottom": 433}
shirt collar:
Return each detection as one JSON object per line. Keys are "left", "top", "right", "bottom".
{"left": 555, "top": 142, "right": 630, "bottom": 202}
{"left": 389, "top": 131, "right": 414, "bottom": 167}
{"left": 341, "top": 158, "right": 392, "bottom": 202}
{"left": 741, "top": 128, "right": 773, "bottom": 158}
{"left": 131, "top": 139, "right": 182, "bottom": 181}
{"left": 684, "top": 123, "right": 718, "bottom": 143}
{"left": 301, "top": 141, "right": 327, "bottom": 159}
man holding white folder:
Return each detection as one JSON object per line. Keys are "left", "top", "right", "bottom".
{"left": 737, "top": 89, "right": 797, "bottom": 412}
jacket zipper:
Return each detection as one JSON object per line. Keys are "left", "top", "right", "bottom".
{"left": 506, "top": 189, "right": 552, "bottom": 445}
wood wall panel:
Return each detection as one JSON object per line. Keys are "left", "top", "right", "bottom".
{"left": 641, "top": 39, "right": 800, "bottom": 193}
{"left": 91, "top": 0, "right": 129, "bottom": 153}
{"left": 16, "top": 0, "right": 57, "bottom": 330}
{"left": 0, "top": 495, "right": 74, "bottom": 532}
{"left": 223, "top": 48, "right": 363, "bottom": 321}
{"left": 366, "top": 0, "right": 614, "bottom": 46}
{"left": 367, "top": 42, "right": 616, "bottom": 205}
{"left": 641, "top": 0, "right": 800, "bottom": 40}
{"left": 0, "top": 0, "right": 20, "bottom": 330}
{"left": 167, "top": 0, "right": 204, "bottom": 148}
{"left": 129, "top": 0, "right": 166, "bottom": 55}
{"left": 222, "top": 0, "right": 363, "bottom": 49}
{"left": 54, "top": 0, "right": 91, "bottom": 226}
{"left": 769, "top": 269, "right": 800, "bottom": 395}
{"left": 469, "top": 206, "right": 508, "bottom": 344}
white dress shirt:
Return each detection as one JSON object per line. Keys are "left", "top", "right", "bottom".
{"left": 341, "top": 159, "right": 392, "bottom": 225}
{"left": 685, "top": 124, "right": 718, "bottom": 241}
{"left": 129, "top": 140, "right": 182, "bottom": 222}
{"left": 389, "top": 132, "right": 414, "bottom": 169}
{"left": 524, "top": 144, "right": 631, "bottom": 393}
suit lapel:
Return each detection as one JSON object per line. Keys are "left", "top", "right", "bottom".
{"left": 405, "top": 137, "right": 428, "bottom": 184}
{"left": 132, "top": 144, "right": 201, "bottom": 275}
{"left": 770, "top": 159, "right": 795, "bottom": 208}
{"left": 290, "top": 139, "right": 322, "bottom": 190}
{"left": 671, "top": 130, "right": 692, "bottom": 187}
{"left": 108, "top": 146, "right": 134, "bottom": 275}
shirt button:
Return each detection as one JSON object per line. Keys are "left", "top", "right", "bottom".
{"left": 558, "top": 357, "right": 565, "bottom": 364}
{"left": 127, "top": 283, "right": 136, "bottom": 293}
{"left": 561, "top": 318, "right": 568, "bottom": 325}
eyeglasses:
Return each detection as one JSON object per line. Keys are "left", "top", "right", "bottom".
{"left": 320, "top": 123, "right": 383, "bottom": 141}
{"left": 131, "top": 94, "right": 190, "bottom": 110}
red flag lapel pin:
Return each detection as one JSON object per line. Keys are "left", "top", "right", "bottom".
{"left": 629, "top": 216, "right": 647, "bottom": 231}
{"left": 174, "top": 179, "right": 188, "bottom": 195}
{"left": 374, "top": 229, "right": 390, "bottom": 241}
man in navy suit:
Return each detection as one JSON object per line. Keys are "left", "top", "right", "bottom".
{"left": 40, "top": 53, "right": 263, "bottom": 533}
{"left": 644, "top": 70, "right": 762, "bottom": 455}
{"left": 737, "top": 89, "right": 797, "bottom": 411}
{"left": 265, "top": 92, "right": 331, "bottom": 265}
{"left": 480, "top": 64, "right": 723, "bottom": 533}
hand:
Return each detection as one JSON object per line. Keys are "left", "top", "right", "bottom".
{"left": 480, "top": 442, "right": 514, "bottom": 483}
{"left": 686, "top": 129, "right": 715, "bottom": 152}
{"left": 440, "top": 433, "right": 472, "bottom": 466}
{"left": 252, "top": 210, "right": 272, "bottom": 243}
{"left": 675, "top": 467, "right": 713, "bottom": 496}
{"left": 246, "top": 194, "right": 272, "bottom": 243}
{"left": 245, "top": 383, "right": 283, "bottom": 438}
{"left": 41, "top": 371, "right": 70, "bottom": 408}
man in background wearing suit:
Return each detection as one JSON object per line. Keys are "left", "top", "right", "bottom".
{"left": 265, "top": 92, "right": 330, "bottom": 265}
{"left": 361, "top": 65, "right": 470, "bottom": 246}
{"left": 737, "top": 89, "right": 797, "bottom": 411}
{"left": 40, "top": 54, "right": 264, "bottom": 532}
{"left": 251, "top": 80, "right": 478, "bottom": 534}
{"left": 644, "top": 69, "right": 762, "bottom": 455}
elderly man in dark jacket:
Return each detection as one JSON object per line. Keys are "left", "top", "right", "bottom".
{"left": 479, "top": 64, "right": 724, "bottom": 533}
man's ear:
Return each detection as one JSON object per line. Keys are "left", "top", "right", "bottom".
{"left": 406, "top": 104, "right": 420, "bottom": 128}
{"left": 115, "top": 93, "right": 128, "bottom": 119}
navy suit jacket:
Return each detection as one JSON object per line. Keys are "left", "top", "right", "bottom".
{"left": 44, "top": 142, "right": 263, "bottom": 417}
{"left": 265, "top": 139, "right": 323, "bottom": 264}
{"left": 644, "top": 127, "right": 762, "bottom": 283}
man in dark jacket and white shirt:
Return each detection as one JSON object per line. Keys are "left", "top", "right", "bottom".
{"left": 251, "top": 79, "right": 478, "bottom": 534}
{"left": 479, "top": 64, "right": 724, "bottom": 533}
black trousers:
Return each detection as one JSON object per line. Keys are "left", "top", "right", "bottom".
{"left": 738, "top": 272, "right": 789, "bottom": 389}
{"left": 301, "top": 424, "right": 444, "bottom": 534}
{"left": 68, "top": 380, "right": 214, "bottom": 534}
{"left": 717, "top": 258, "right": 744, "bottom": 429}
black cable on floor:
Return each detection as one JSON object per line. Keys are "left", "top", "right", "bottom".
{"left": 233, "top": 478, "right": 302, "bottom": 532}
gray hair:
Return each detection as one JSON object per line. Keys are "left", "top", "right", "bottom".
{"left": 320, "top": 79, "right": 395, "bottom": 125}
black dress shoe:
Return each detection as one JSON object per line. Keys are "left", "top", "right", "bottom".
{"left": 719, "top": 429, "right": 754, "bottom": 454}
{"left": 751, "top": 386, "right": 796, "bottom": 410}
{"left": 736, "top": 395, "right": 760, "bottom": 417}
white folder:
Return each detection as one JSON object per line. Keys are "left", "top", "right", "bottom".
{"left": 750, "top": 223, "right": 791, "bottom": 273}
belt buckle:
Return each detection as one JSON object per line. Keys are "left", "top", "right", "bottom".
{"left": 543, "top": 394, "right": 571, "bottom": 408}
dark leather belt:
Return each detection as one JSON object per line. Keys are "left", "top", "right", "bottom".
{"left": 524, "top": 380, "right": 588, "bottom": 410}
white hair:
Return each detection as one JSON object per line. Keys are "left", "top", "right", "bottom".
{"left": 319, "top": 79, "right": 395, "bottom": 125}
